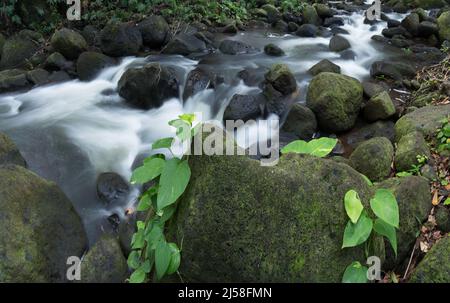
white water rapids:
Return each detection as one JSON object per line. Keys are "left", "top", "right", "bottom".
{"left": 0, "top": 9, "right": 407, "bottom": 243}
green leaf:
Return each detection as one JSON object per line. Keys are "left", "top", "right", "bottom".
{"left": 280, "top": 138, "right": 337, "bottom": 157}
{"left": 169, "top": 119, "right": 191, "bottom": 141}
{"left": 127, "top": 250, "right": 141, "bottom": 270}
{"left": 344, "top": 190, "right": 364, "bottom": 224}
{"left": 157, "top": 158, "right": 191, "bottom": 211}
{"left": 179, "top": 113, "right": 196, "bottom": 125}
{"left": 130, "top": 158, "right": 165, "bottom": 184}
{"left": 373, "top": 218, "right": 398, "bottom": 256}
{"left": 166, "top": 243, "right": 181, "bottom": 275}
{"left": 444, "top": 198, "right": 450, "bottom": 206}
{"left": 342, "top": 213, "right": 373, "bottom": 248}
{"left": 342, "top": 262, "right": 368, "bottom": 283}
{"left": 370, "top": 189, "right": 399, "bottom": 228}
{"left": 131, "top": 229, "right": 145, "bottom": 249}
{"left": 129, "top": 268, "right": 146, "bottom": 283}
{"left": 155, "top": 240, "right": 172, "bottom": 280}
{"left": 396, "top": 171, "right": 413, "bottom": 177}
{"left": 152, "top": 137, "right": 174, "bottom": 150}
{"left": 361, "top": 174, "right": 373, "bottom": 186}
{"left": 145, "top": 224, "right": 164, "bottom": 250}
{"left": 136, "top": 193, "right": 151, "bottom": 211}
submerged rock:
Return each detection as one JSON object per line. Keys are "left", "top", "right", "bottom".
{"left": 0, "top": 132, "right": 26, "bottom": 167}
{"left": 0, "top": 165, "right": 87, "bottom": 282}
{"left": 219, "top": 39, "right": 259, "bottom": 55}
{"left": 100, "top": 22, "right": 143, "bottom": 57}
{"left": 183, "top": 67, "right": 217, "bottom": 101}
{"left": 96, "top": 172, "right": 130, "bottom": 205}
{"left": 306, "top": 72, "right": 363, "bottom": 133}
{"left": 264, "top": 43, "right": 285, "bottom": 56}
{"left": 329, "top": 35, "right": 351, "bottom": 52}
{"left": 223, "top": 93, "right": 265, "bottom": 122}
{"left": 51, "top": 28, "right": 88, "bottom": 60}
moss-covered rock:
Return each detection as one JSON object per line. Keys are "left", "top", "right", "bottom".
{"left": 100, "top": 22, "right": 143, "bottom": 57}
{"left": 0, "top": 30, "right": 42, "bottom": 70}
{"left": 395, "top": 131, "right": 430, "bottom": 172}
{"left": 261, "top": 4, "right": 282, "bottom": 24}
{"left": 306, "top": 72, "right": 363, "bottom": 133}
{"left": 26, "top": 68, "right": 49, "bottom": 86}
{"left": 302, "top": 5, "right": 321, "bottom": 26}
{"left": 375, "top": 176, "right": 431, "bottom": 269}
{"left": 76, "top": 52, "right": 115, "bottom": 81}
{"left": 313, "top": 3, "right": 334, "bottom": 19}
{"left": 0, "top": 69, "right": 29, "bottom": 93}
{"left": 264, "top": 64, "right": 297, "bottom": 96}
{"left": 163, "top": 33, "right": 207, "bottom": 56}
{"left": 44, "top": 52, "right": 69, "bottom": 71}
{"left": 0, "top": 33, "right": 5, "bottom": 60}
{"left": 409, "top": 235, "right": 450, "bottom": 282}
{"left": 0, "top": 165, "right": 87, "bottom": 282}
{"left": 435, "top": 206, "right": 450, "bottom": 233}
{"left": 264, "top": 43, "right": 284, "bottom": 56}
{"left": 281, "top": 103, "right": 317, "bottom": 140}
{"left": 0, "top": 133, "right": 26, "bottom": 167}
{"left": 349, "top": 137, "right": 394, "bottom": 182}
{"left": 363, "top": 91, "right": 396, "bottom": 122}
{"left": 138, "top": 15, "right": 170, "bottom": 48}
{"left": 50, "top": 28, "right": 88, "bottom": 60}
{"left": 395, "top": 104, "right": 450, "bottom": 141}
{"left": 438, "top": 11, "right": 450, "bottom": 42}
{"left": 79, "top": 235, "right": 128, "bottom": 283}
{"left": 329, "top": 35, "right": 351, "bottom": 52}
{"left": 308, "top": 59, "right": 341, "bottom": 76}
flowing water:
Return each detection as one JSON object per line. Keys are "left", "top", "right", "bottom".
{"left": 0, "top": 8, "right": 407, "bottom": 244}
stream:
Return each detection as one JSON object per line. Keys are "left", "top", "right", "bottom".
{"left": 0, "top": 8, "right": 408, "bottom": 244}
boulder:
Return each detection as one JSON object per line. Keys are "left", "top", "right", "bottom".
{"left": 308, "top": 59, "right": 341, "bottom": 76}
{"left": 219, "top": 39, "right": 258, "bottom": 55}
{"left": 349, "top": 137, "right": 394, "bottom": 182}
{"left": 296, "top": 24, "right": 318, "bottom": 37}
{"left": 363, "top": 91, "right": 396, "bottom": 122}
{"left": 306, "top": 72, "right": 363, "bottom": 133}
{"left": 183, "top": 67, "right": 217, "bottom": 101}
{"left": 0, "top": 30, "right": 42, "bottom": 70}
{"left": 329, "top": 35, "right": 351, "bottom": 52}
{"left": 370, "top": 61, "right": 416, "bottom": 80}
{"left": 264, "top": 44, "right": 285, "bottom": 56}
{"left": 79, "top": 235, "right": 128, "bottom": 283}
{"left": 281, "top": 103, "right": 318, "bottom": 140}
{"left": 362, "top": 81, "right": 387, "bottom": 98}
{"left": 395, "top": 131, "right": 431, "bottom": 172}
{"left": 273, "top": 20, "right": 289, "bottom": 32}
{"left": 314, "top": 4, "right": 334, "bottom": 18}
{"left": 26, "top": 68, "right": 49, "bottom": 86}
{"left": 0, "top": 33, "right": 5, "bottom": 58}
{"left": 343, "top": 121, "right": 395, "bottom": 149}
{"left": 96, "top": 172, "right": 130, "bottom": 205}
{"left": 409, "top": 235, "right": 450, "bottom": 282}
{"left": 401, "top": 13, "right": 420, "bottom": 36}
{"left": 162, "top": 33, "right": 206, "bottom": 56}
{"left": 0, "top": 165, "right": 87, "bottom": 282}
{"left": 0, "top": 132, "right": 26, "bottom": 167}
{"left": 0, "top": 69, "right": 29, "bottom": 93}
{"left": 223, "top": 94, "right": 265, "bottom": 122}
{"left": 435, "top": 206, "right": 450, "bottom": 233}
{"left": 382, "top": 26, "right": 411, "bottom": 38}
{"left": 437, "top": 11, "right": 450, "bottom": 42}
{"left": 100, "top": 22, "right": 143, "bottom": 57}
{"left": 50, "top": 28, "right": 88, "bottom": 60}
{"left": 417, "top": 21, "right": 439, "bottom": 37}
{"left": 81, "top": 25, "right": 99, "bottom": 46}
{"left": 76, "top": 52, "right": 115, "bottom": 81}
{"left": 261, "top": 4, "right": 282, "bottom": 24}
{"left": 302, "top": 5, "right": 322, "bottom": 26}
{"left": 118, "top": 63, "right": 179, "bottom": 110}
{"left": 264, "top": 64, "right": 297, "bottom": 96}
{"left": 323, "top": 17, "right": 344, "bottom": 27}
{"left": 394, "top": 104, "right": 450, "bottom": 141}
{"left": 44, "top": 52, "right": 70, "bottom": 71}
{"left": 138, "top": 15, "right": 170, "bottom": 48}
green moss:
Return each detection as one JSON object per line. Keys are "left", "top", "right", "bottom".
{"left": 394, "top": 131, "right": 430, "bottom": 172}
{"left": 0, "top": 132, "right": 26, "bottom": 167}
{"left": 438, "top": 11, "right": 450, "bottom": 42}
{"left": 363, "top": 91, "right": 396, "bottom": 122}
{"left": 50, "top": 28, "right": 88, "bottom": 60}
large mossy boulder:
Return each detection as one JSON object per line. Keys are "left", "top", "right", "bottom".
{"left": 302, "top": 5, "right": 322, "bottom": 26}
{"left": 79, "top": 235, "right": 128, "bottom": 283}
{"left": 409, "top": 235, "right": 450, "bottom": 283}
{"left": 375, "top": 176, "right": 431, "bottom": 269}
{"left": 138, "top": 15, "right": 170, "bottom": 48}
{"left": 261, "top": 4, "right": 282, "bottom": 24}
{"left": 264, "top": 64, "right": 297, "bottom": 96}
{"left": 50, "top": 28, "right": 88, "bottom": 60}
{"left": 306, "top": 72, "right": 363, "bottom": 133}
{"left": 0, "top": 165, "right": 87, "bottom": 282}
{"left": 394, "top": 131, "right": 430, "bottom": 172}
{"left": 281, "top": 103, "right": 317, "bottom": 140}
{"left": 100, "top": 22, "right": 143, "bottom": 57}
{"left": 76, "top": 52, "right": 115, "bottom": 81}
{"left": 0, "top": 132, "right": 26, "bottom": 167}
{"left": 118, "top": 63, "right": 179, "bottom": 110}
{"left": 0, "top": 30, "right": 42, "bottom": 70}
{"left": 438, "top": 11, "right": 450, "bottom": 42}
{"left": 363, "top": 91, "right": 396, "bottom": 122}
{"left": 349, "top": 137, "right": 394, "bottom": 182}
{"left": 394, "top": 104, "right": 450, "bottom": 141}
{"left": 0, "top": 69, "right": 29, "bottom": 93}
{"left": 169, "top": 152, "right": 371, "bottom": 282}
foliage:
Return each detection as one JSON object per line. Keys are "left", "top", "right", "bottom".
{"left": 280, "top": 137, "right": 337, "bottom": 157}
{"left": 127, "top": 113, "right": 197, "bottom": 283}
{"left": 396, "top": 154, "right": 428, "bottom": 177}
{"left": 341, "top": 188, "right": 400, "bottom": 283}
{"left": 436, "top": 116, "right": 450, "bottom": 153}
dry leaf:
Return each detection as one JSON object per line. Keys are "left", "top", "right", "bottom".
{"left": 432, "top": 191, "right": 439, "bottom": 206}
{"left": 420, "top": 242, "right": 428, "bottom": 252}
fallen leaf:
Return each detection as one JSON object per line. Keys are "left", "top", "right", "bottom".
{"left": 432, "top": 191, "right": 439, "bottom": 206}
{"left": 420, "top": 242, "right": 428, "bottom": 252}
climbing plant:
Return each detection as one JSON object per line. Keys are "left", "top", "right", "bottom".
{"left": 127, "top": 113, "right": 198, "bottom": 283}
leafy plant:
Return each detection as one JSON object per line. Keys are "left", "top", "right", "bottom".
{"left": 280, "top": 137, "right": 337, "bottom": 157}
{"left": 341, "top": 188, "right": 400, "bottom": 283}
{"left": 436, "top": 116, "right": 450, "bottom": 153}
{"left": 127, "top": 113, "right": 197, "bottom": 283}
{"left": 396, "top": 154, "right": 428, "bottom": 177}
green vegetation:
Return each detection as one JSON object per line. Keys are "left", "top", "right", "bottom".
{"left": 281, "top": 137, "right": 337, "bottom": 157}
{"left": 436, "top": 116, "right": 450, "bottom": 153}
{"left": 341, "top": 188, "right": 400, "bottom": 283}
{"left": 127, "top": 114, "right": 198, "bottom": 283}
{"left": 396, "top": 154, "right": 428, "bottom": 177}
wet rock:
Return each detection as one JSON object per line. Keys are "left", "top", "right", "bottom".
{"left": 324, "top": 17, "right": 344, "bottom": 27}
{"left": 44, "top": 52, "right": 70, "bottom": 71}
{"left": 417, "top": 21, "right": 439, "bottom": 37}
{"left": 237, "top": 67, "right": 266, "bottom": 87}
{"left": 306, "top": 72, "right": 363, "bottom": 133}
{"left": 183, "top": 67, "right": 217, "bottom": 101}
{"left": 363, "top": 91, "right": 396, "bottom": 122}
{"left": 387, "top": 19, "right": 401, "bottom": 28}
{"left": 79, "top": 235, "right": 128, "bottom": 283}
{"left": 96, "top": 172, "right": 130, "bottom": 205}
{"left": 395, "top": 104, "right": 450, "bottom": 141}
{"left": 0, "top": 69, "right": 29, "bottom": 93}
{"left": 281, "top": 103, "right": 317, "bottom": 140}
{"left": 273, "top": 20, "right": 289, "bottom": 32}
{"left": 100, "top": 22, "right": 143, "bottom": 57}
{"left": 223, "top": 93, "right": 265, "bottom": 122}
{"left": 435, "top": 206, "right": 450, "bottom": 233}
{"left": 219, "top": 39, "right": 258, "bottom": 55}
{"left": 138, "top": 15, "right": 170, "bottom": 48}
{"left": 382, "top": 26, "right": 411, "bottom": 38}
{"left": 26, "top": 68, "right": 49, "bottom": 86}
{"left": 331, "top": 27, "right": 350, "bottom": 35}
{"left": 362, "top": 81, "right": 387, "bottom": 98}
{"left": 163, "top": 33, "right": 206, "bottom": 56}
{"left": 0, "top": 132, "right": 26, "bottom": 167}
{"left": 264, "top": 64, "right": 297, "bottom": 96}
{"left": 349, "top": 137, "right": 394, "bottom": 182}
{"left": 0, "top": 165, "right": 87, "bottom": 282}
{"left": 438, "top": 11, "right": 450, "bottom": 42}
{"left": 287, "top": 22, "right": 299, "bottom": 32}
{"left": 370, "top": 60, "right": 416, "bottom": 80}
{"left": 264, "top": 43, "right": 284, "bottom": 56}
{"left": 401, "top": 13, "right": 420, "bottom": 36}
{"left": 344, "top": 120, "right": 395, "bottom": 149}
{"left": 50, "top": 28, "right": 87, "bottom": 60}
{"left": 395, "top": 131, "right": 431, "bottom": 172}
{"left": 48, "top": 71, "right": 71, "bottom": 83}
{"left": 302, "top": 4, "right": 322, "bottom": 26}
{"left": 409, "top": 235, "right": 450, "bottom": 282}
{"left": 76, "top": 52, "right": 115, "bottom": 81}
{"left": 0, "top": 30, "right": 42, "bottom": 70}
{"left": 261, "top": 4, "right": 282, "bottom": 24}
{"left": 329, "top": 35, "right": 351, "bottom": 52}
{"left": 220, "top": 23, "right": 239, "bottom": 34}
{"left": 295, "top": 24, "right": 319, "bottom": 37}
{"left": 118, "top": 63, "right": 179, "bottom": 110}
{"left": 308, "top": 59, "right": 341, "bottom": 76}
{"left": 0, "top": 33, "right": 5, "bottom": 58}
{"left": 314, "top": 3, "right": 334, "bottom": 19}
{"left": 81, "top": 25, "right": 99, "bottom": 46}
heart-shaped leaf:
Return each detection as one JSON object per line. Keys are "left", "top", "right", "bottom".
{"left": 342, "top": 212, "right": 373, "bottom": 248}
{"left": 344, "top": 190, "right": 364, "bottom": 224}
{"left": 370, "top": 189, "right": 399, "bottom": 228}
